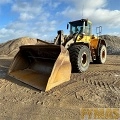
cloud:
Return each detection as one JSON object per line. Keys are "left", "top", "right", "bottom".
{"left": 110, "top": 32, "right": 120, "bottom": 36}
{"left": 59, "top": 0, "right": 120, "bottom": 28}
{"left": 0, "top": 0, "right": 59, "bottom": 42}
{"left": 12, "top": 1, "right": 43, "bottom": 14}
{"left": 0, "top": 0, "right": 120, "bottom": 43}
{"left": 19, "top": 13, "right": 34, "bottom": 21}
{"left": 48, "top": 1, "right": 61, "bottom": 8}
{"left": 71, "top": 0, "right": 106, "bottom": 9}
{"left": 0, "top": 19, "right": 57, "bottom": 42}
{"left": 90, "top": 9, "right": 120, "bottom": 27}
{"left": 0, "top": 0, "right": 12, "bottom": 4}
{"left": 12, "top": 1, "right": 44, "bottom": 21}
{"left": 0, "top": 28, "right": 14, "bottom": 39}
{"left": 35, "top": 20, "right": 57, "bottom": 32}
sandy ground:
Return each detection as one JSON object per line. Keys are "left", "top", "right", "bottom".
{"left": 0, "top": 55, "right": 120, "bottom": 120}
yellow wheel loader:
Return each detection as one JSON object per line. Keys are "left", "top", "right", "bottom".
{"left": 8, "top": 19, "right": 107, "bottom": 91}
{"left": 55, "top": 19, "right": 107, "bottom": 72}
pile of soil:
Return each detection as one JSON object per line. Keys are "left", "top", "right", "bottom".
{"left": 100, "top": 35, "right": 120, "bottom": 55}
{"left": 0, "top": 35, "right": 120, "bottom": 57}
{"left": 0, "top": 37, "right": 49, "bottom": 57}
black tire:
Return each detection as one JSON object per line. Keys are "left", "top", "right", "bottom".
{"left": 69, "top": 45, "right": 90, "bottom": 73}
{"left": 93, "top": 45, "right": 107, "bottom": 64}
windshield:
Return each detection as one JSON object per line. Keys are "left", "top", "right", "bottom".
{"left": 69, "top": 21, "right": 92, "bottom": 35}
{"left": 69, "top": 21, "right": 84, "bottom": 34}
{"left": 69, "top": 20, "right": 92, "bottom": 35}
{"left": 70, "top": 25, "right": 83, "bottom": 34}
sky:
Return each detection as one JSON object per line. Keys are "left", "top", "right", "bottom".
{"left": 0, "top": 0, "right": 120, "bottom": 43}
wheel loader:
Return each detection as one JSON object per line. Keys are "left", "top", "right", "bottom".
{"left": 8, "top": 19, "right": 107, "bottom": 91}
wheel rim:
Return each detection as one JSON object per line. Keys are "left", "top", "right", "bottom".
{"left": 102, "top": 50, "right": 105, "bottom": 59}
{"left": 81, "top": 52, "right": 87, "bottom": 66}
{"left": 100, "top": 45, "right": 107, "bottom": 63}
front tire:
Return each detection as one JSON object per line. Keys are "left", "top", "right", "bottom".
{"left": 69, "top": 45, "right": 90, "bottom": 73}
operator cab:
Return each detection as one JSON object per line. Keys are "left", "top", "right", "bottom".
{"left": 68, "top": 19, "right": 92, "bottom": 36}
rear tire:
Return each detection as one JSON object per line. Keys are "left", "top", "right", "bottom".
{"left": 93, "top": 45, "right": 107, "bottom": 64}
{"left": 69, "top": 45, "right": 90, "bottom": 73}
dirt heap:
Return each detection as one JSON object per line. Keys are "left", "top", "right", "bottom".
{"left": 0, "top": 35, "right": 120, "bottom": 57}
{"left": 100, "top": 35, "right": 120, "bottom": 55}
{"left": 0, "top": 37, "right": 49, "bottom": 57}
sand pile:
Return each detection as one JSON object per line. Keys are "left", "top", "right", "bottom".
{"left": 0, "top": 37, "right": 48, "bottom": 57}
{"left": 100, "top": 35, "right": 120, "bottom": 55}
{"left": 0, "top": 35, "right": 120, "bottom": 57}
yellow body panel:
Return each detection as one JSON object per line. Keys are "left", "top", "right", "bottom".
{"left": 76, "top": 35, "right": 99, "bottom": 49}
{"left": 90, "top": 38, "right": 99, "bottom": 49}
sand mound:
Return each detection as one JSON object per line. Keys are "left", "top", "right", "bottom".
{"left": 0, "top": 35, "right": 120, "bottom": 57}
{"left": 100, "top": 35, "right": 120, "bottom": 55}
{"left": 0, "top": 37, "right": 49, "bottom": 57}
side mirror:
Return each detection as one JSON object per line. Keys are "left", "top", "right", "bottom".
{"left": 67, "top": 24, "right": 69, "bottom": 29}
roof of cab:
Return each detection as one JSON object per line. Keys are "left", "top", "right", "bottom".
{"left": 69, "top": 19, "right": 92, "bottom": 24}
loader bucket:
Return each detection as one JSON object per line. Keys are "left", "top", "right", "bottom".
{"left": 8, "top": 45, "right": 71, "bottom": 91}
